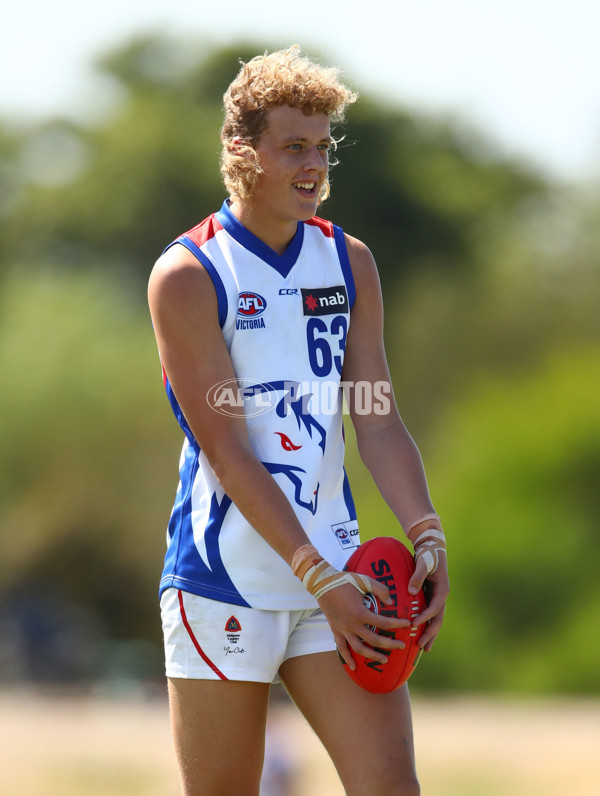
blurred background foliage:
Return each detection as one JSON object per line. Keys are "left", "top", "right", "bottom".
{"left": 0, "top": 35, "right": 598, "bottom": 693}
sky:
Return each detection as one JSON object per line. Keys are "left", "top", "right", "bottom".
{"left": 3, "top": 0, "right": 600, "bottom": 181}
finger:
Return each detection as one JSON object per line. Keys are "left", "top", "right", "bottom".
{"left": 412, "top": 577, "right": 448, "bottom": 624}
{"left": 417, "top": 610, "right": 445, "bottom": 651}
{"left": 348, "top": 634, "right": 399, "bottom": 665}
{"left": 364, "top": 609, "right": 411, "bottom": 631}
{"left": 335, "top": 639, "right": 356, "bottom": 670}
{"left": 365, "top": 576, "right": 391, "bottom": 606}
{"left": 412, "top": 594, "right": 445, "bottom": 627}
{"left": 358, "top": 625, "right": 407, "bottom": 652}
{"left": 408, "top": 557, "right": 429, "bottom": 595}
{"left": 421, "top": 633, "right": 438, "bottom": 653}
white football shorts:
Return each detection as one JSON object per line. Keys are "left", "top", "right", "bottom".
{"left": 161, "top": 588, "right": 337, "bottom": 683}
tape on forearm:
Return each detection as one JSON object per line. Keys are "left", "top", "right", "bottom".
{"left": 411, "top": 528, "right": 447, "bottom": 575}
{"left": 291, "top": 543, "right": 373, "bottom": 601}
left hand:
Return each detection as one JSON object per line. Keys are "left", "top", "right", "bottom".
{"left": 407, "top": 525, "right": 449, "bottom": 652}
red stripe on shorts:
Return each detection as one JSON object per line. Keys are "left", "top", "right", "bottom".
{"left": 177, "top": 590, "right": 228, "bottom": 680}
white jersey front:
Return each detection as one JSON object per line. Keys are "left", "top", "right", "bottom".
{"left": 159, "top": 200, "right": 361, "bottom": 610}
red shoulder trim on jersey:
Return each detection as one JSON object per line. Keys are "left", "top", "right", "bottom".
{"left": 184, "top": 214, "right": 224, "bottom": 247}
{"left": 305, "top": 216, "right": 335, "bottom": 238}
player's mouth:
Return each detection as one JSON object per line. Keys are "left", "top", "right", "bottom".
{"left": 292, "top": 181, "right": 317, "bottom": 197}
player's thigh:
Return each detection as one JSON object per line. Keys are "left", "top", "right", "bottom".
{"left": 168, "top": 677, "right": 270, "bottom": 796}
{"left": 279, "top": 651, "right": 419, "bottom": 796}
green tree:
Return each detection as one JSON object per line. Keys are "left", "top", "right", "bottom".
{"left": 425, "top": 345, "right": 600, "bottom": 692}
{"left": 0, "top": 268, "right": 177, "bottom": 658}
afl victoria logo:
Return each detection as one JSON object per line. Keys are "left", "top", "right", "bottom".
{"left": 238, "top": 291, "right": 267, "bottom": 317}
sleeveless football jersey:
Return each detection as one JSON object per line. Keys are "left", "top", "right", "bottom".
{"left": 158, "top": 200, "right": 360, "bottom": 609}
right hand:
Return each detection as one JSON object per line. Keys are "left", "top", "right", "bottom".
{"left": 317, "top": 580, "right": 410, "bottom": 671}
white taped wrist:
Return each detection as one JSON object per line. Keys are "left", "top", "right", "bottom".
{"left": 411, "top": 527, "right": 447, "bottom": 575}
{"left": 291, "top": 544, "right": 373, "bottom": 600}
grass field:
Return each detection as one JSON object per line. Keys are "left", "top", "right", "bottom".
{"left": 1, "top": 688, "right": 598, "bottom": 795}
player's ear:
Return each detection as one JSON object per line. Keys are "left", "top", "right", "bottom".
{"left": 318, "top": 179, "right": 331, "bottom": 203}
{"left": 231, "top": 137, "right": 253, "bottom": 157}
{"left": 230, "top": 137, "right": 260, "bottom": 171}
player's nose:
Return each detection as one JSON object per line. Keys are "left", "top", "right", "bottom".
{"left": 304, "top": 145, "right": 327, "bottom": 171}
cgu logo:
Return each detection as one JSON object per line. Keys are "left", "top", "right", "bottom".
{"left": 238, "top": 291, "right": 267, "bottom": 317}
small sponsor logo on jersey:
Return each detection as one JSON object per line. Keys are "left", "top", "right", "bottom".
{"left": 302, "top": 285, "right": 348, "bottom": 316}
{"left": 332, "top": 519, "right": 359, "bottom": 549}
{"left": 279, "top": 288, "right": 298, "bottom": 295}
{"left": 238, "top": 291, "right": 267, "bottom": 317}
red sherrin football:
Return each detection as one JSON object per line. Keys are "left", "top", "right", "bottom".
{"left": 342, "top": 536, "right": 427, "bottom": 693}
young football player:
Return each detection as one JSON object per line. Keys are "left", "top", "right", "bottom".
{"left": 148, "top": 45, "right": 449, "bottom": 795}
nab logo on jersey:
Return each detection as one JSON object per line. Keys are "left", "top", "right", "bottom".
{"left": 237, "top": 291, "right": 267, "bottom": 330}
{"left": 302, "top": 285, "right": 349, "bottom": 316}
{"left": 238, "top": 291, "right": 267, "bottom": 317}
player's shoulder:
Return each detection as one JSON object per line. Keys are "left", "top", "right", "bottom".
{"left": 343, "top": 232, "right": 375, "bottom": 265}
{"left": 151, "top": 241, "right": 207, "bottom": 284}
{"left": 152, "top": 210, "right": 223, "bottom": 276}
{"left": 343, "top": 233, "right": 380, "bottom": 298}
{"left": 148, "top": 239, "right": 216, "bottom": 316}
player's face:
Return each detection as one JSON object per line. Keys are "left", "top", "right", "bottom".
{"left": 252, "top": 105, "right": 331, "bottom": 226}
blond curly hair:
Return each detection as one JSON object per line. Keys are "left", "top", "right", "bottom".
{"left": 220, "top": 46, "right": 357, "bottom": 202}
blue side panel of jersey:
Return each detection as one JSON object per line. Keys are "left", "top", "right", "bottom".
{"left": 333, "top": 224, "right": 356, "bottom": 309}
{"left": 342, "top": 466, "right": 357, "bottom": 521}
{"left": 162, "top": 442, "right": 198, "bottom": 584}
{"left": 160, "top": 444, "right": 250, "bottom": 606}
{"left": 164, "top": 373, "right": 197, "bottom": 447}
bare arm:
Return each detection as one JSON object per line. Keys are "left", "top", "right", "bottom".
{"left": 148, "top": 244, "right": 311, "bottom": 566}
{"left": 343, "top": 234, "right": 449, "bottom": 650}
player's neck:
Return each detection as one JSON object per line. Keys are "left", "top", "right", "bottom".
{"left": 229, "top": 199, "right": 299, "bottom": 256}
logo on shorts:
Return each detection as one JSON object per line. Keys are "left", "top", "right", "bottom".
{"left": 225, "top": 616, "right": 242, "bottom": 633}
{"left": 225, "top": 615, "right": 242, "bottom": 643}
